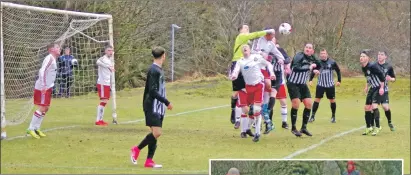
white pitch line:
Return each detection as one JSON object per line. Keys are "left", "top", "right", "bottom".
{"left": 5, "top": 105, "right": 229, "bottom": 141}
{"left": 283, "top": 126, "right": 366, "bottom": 159}
{"left": 1, "top": 163, "right": 208, "bottom": 173}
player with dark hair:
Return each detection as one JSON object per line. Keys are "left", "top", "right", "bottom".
{"left": 376, "top": 50, "right": 396, "bottom": 131}
{"left": 230, "top": 24, "right": 275, "bottom": 129}
{"left": 130, "top": 46, "right": 173, "bottom": 168}
{"left": 359, "top": 49, "right": 386, "bottom": 136}
{"left": 26, "top": 42, "right": 61, "bottom": 139}
{"left": 287, "top": 43, "right": 321, "bottom": 137}
{"left": 309, "top": 49, "right": 341, "bottom": 123}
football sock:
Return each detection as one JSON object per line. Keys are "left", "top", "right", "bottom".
{"left": 330, "top": 102, "right": 336, "bottom": 117}
{"left": 96, "top": 102, "right": 106, "bottom": 121}
{"left": 373, "top": 108, "right": 380, "bottom": 128}
{"left": 35, "top": 112, "right": 45, "bottom": 130}
{"left": 365, "top": 111, "right": 372, "bottom": 128}
{"left": 241, "top": 114, "right": 248, "bottom": 132}
{"left": 147, "top": 139, "right": 157, "bottom": 159}
{"left": 138, "top": 133, "right": 156, "bottom": 150}
{"left": 385, "top": 110, "right": 392, "bottom": 124}
{"left": 248, "top": 115, "right": 254, "bottom": 129}
{"left": 302, "top": 108, "right": 311, "bottom": 129}
{"left": 235, "top": 107, "right": 242, "bottom": 122}
{"left": 28, "top": 110, "right": 42, "bottom": 130}
{"left": 281, "top": 105, "right": 287, "bottom": 122}
{"left": 312, "top": 101, "right": 319, "bottom": 117}
{"left": 255, "top": 115, "right": 262, "bottom": 135}
{"left": 267, "top": 97, "right": 275, "bottom": 120}
{"left": 370, "top": 110, "right": 375, "bottom": 127}
{"left": 291, "top": 108, "right": 298, "bottom": 130}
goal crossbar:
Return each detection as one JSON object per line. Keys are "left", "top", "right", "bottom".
{"left": 1, "top": 2, "right": 112, "bottom": 19}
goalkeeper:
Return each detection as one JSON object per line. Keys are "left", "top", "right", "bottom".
{"left": 56, "top": 47, "right": 78, "bottom": 98}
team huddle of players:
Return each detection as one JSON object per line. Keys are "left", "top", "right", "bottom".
{"left": 229, "top": 24, "right": 396, "bottom": 142}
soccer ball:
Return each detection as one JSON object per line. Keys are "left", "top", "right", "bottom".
{"left": 278, "top": 23, "right": 292, "bottom": 35}
{"left": 71, "top": 58, "right": 78, "bottom": 65}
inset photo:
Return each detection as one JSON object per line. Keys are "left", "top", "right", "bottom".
{"left": 209, "top": 159, "right": 403, "bottom": 175}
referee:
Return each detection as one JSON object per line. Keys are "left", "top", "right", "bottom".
{"left": 308, "top": 49, "right": 341, "bottom": 123}
{"left": 130, "top": 46, "right": 173, "bottom": 168}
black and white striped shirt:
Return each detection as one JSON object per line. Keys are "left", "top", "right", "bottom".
{"left": 288, "top": 52, "right": 321, "bottom": 85}
{"left": 309, "top": 58, "right": 341, "bottom": 88}
{"left": 143, "top": 63, "right": 169, "bottom": 116}
{"left": 362, "top": 62, "right": 386, "bottom": 88}
{"left": 378, "top": 62, "right": 395, "bottom": 92}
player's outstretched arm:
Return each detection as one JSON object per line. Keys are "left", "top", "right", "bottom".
{"left": 242, "top": 29, "right": 274, "bottom": 41}
{"left": 148, "top": 70, "right": 170, "bottom": 106}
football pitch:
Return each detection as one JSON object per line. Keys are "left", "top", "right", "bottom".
{"left": 1, "top": 76, "right": 410, "bottom": 174}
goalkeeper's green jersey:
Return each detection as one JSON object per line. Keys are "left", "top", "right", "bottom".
{"left": 232, "top": 31, "right": 267, "bottom": 62}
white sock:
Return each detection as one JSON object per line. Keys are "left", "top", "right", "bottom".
{"left": 255, "top": 115, "right": 262, "bottom": 135}
{"left": 29, "top": 110, "right": 42, "bottom": 130}
{"left": 281, "top": 106, "right": 288, "bottom": 122}
{"left": 241, "top": 116, "right": 248, "bottom": 132}
{"left": 1, "top": 131, "right": 6, "bottom": 138}
{"left": 96, "top": 105, "right": 105, "bottom": 121}
{"left": 235, "top": 107, "right": 242, "bottom": 122}
{"left": 35, "top": 113, "right": 45, "bottom": 130}
{"left": 263, "top": 92, "right": 270, "bottom": 104}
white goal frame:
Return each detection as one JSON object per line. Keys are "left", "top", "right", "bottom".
{"left": 0, "top": 2, "right": 118, "bottom": 127}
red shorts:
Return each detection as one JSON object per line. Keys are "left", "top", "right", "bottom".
{"left": 97, "top": 84, "right": 111, "bottom": 100}
{"left": 33, "top": 88, "right": 53, "bottom": 106}
{"left": 237, "top": 83, "right": 264, "bottom": 107}
{"left": 276, "top": 84, "right": 287, "bottom": 99}
{"left": 261, "top": 69, "right": 270, "bottom": 79}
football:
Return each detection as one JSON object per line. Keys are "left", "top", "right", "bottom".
{"left": 278, "top": 23, "right": 292, "bottom": 35}
{"left": 71, "top": 58, "right": 78, "bottom": 65}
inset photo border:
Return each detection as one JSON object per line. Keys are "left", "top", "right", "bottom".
{"left": 209, "top": 159, "right": 403, "bottom": 175}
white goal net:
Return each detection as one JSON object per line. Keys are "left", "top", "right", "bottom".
{"left": 0, "top": 2, "right": 117, "bottom": 127}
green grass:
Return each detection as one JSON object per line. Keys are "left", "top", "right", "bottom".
{"left": 1, "top": 76, "right": 410, "bottom": 174}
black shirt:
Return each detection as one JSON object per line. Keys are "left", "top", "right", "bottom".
{"left": 378, "top": 62, "right": 395, "bottom": 92}
{"left": 143, "top": 63, "right": 170, "bottom": 115}
{"left": 309, "top": 58, "right": 341, "bottom": 87}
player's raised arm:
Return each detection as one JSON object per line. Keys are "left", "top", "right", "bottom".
{"left": 96, "top": 57, "right": 111, "bottom": 68}
{"left": 278, "top": 47, "right": 291, "bottom": 64}
{"left": 243, "top": 29, "right": 274, "bottom": 41}
{"left": 148, "top": 70, "right": 170, "bottom": 106}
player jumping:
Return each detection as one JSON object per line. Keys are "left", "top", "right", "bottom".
{"left": 130, "top": 46, "right": 173, "bottom": 168}
{"left": 359, "top": 49, "right": 386, "bottom": 136}
{"left": 230, "top": 25, "right": 275, "bottom": 129}
{"left": 95, "top": 45, "right": 115, "bottom": 126}
{"left": 231, "top": 45, "right": 275, "bottom": 142}
{"left": 26, "top": 43, "right": 61, "bottom": 139}
{"left": 376, "top": 50, "right": 396, "bottom": 131}
{"left": 287, "top": 43, "right": 321, "bottom": 137}
{"left": 309, "top": 49, "right": 341, "bottom": 123}
{"left": 251, "top": 28, "right": 285, "bottom": 134}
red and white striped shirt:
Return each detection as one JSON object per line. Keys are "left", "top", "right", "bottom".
{"left": 34, "top": 54, "right": 57, "bottom": 90}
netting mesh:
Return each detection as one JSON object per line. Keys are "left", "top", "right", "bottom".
{"left": 1, "top": 4, "right": 112, "bottom": 126}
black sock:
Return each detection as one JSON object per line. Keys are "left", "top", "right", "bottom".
{"left": 385, "top": 110, "right": 392, "bottom": 124}
{"left": 370, "top": 111, "right": 375, "bottom": 127}
{"left": 312, "top": 101, "right": 319, "bottom": 117}
{"left": 291, "top": 108, "right": 298, "bottom": 130}
{"left": 330, "top": 102, "right": 336, "bottom": 117}
{"left": 269, "top": 110, "right": 273, "bottom": 121}
{"left": 248, "top": 105, "right": 254, "bottom": 116}
{"left": 231, "top": 97, "right": 237, "bottom": 119}
{"left": 373, "top": 108, "right": 380, "bottom": 128}
{"left": 302, "top": 108, "right": 311, "bottom": 129}
{"left": 365, "top": 111, "right": 372, "bottom": 128}
{"left": 137, "top": 133, "right": 156, "bottom": 150}
{"left": 147, "top": 139, "right": 157, "bottom": 159}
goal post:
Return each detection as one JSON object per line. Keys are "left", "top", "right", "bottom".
{"left": 0, "top": 2, "right": 118, "bottom": 127}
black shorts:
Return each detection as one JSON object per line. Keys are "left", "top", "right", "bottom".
{"left": 315, "top": 86, "right": 335, "bottom": 99}
{"left": 365, "top": 87, "right": 382, "bottom": 105}
{"left": 378, "top": 92, "right": 389, "bottom": 104}
{"left": 231, "top": 61, "right": 245, "bottom": 91}
{"left": 144, "top": 110, "right": 164, "bottom": 127}
{"left": 271, "top": 71, "right": 282, "bottom": 91}
{"left": 287, "top": 82, "right": 311, "bottom": 100}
